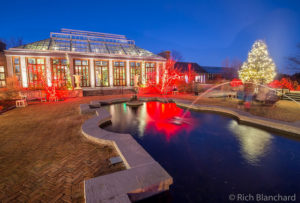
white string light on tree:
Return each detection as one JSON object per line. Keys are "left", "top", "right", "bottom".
{"left": 239, "top": 40, "right": 276, "bottom": 84}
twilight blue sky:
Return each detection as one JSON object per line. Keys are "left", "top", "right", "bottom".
{"left": 1, "top": 0, "right": 300, "bottom": 74}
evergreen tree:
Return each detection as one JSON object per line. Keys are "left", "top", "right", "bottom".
{"left": 239, "top": 40, "right": 276, "bottom": 84}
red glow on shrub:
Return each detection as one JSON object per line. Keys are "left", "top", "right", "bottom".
{"left": 26, "top": 64, "right": 73, "bottom": 101}
{"left": 280, "top": 78, "right": 294, "bottom": 90}
{"left": 268, "top": 78, "right": 300, "bottom": 91}
{"left": 160, "top": 59, "right": 181, "bottom": 93}
{"left": 139, "top": 85, "right": 163, "bottom": 94}
{"left": 230, "top": 78, "right": 243, "bottom": 87}
{"left": 268, "top": 80, "right": 283, "bottom": 89}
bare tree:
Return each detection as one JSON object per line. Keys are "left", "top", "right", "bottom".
{"left": 221, "top": 58, "right": 242, "bottom": 80}
{"left": 288, "top": 43, "right": 300, "bottom": 72}
{"left": 2, "top": 37, "right": 24, "bottom": 49}
{"left": 231, "top": 59, "right": 243, "bottom": 70}
{"left": 0, "top": 40, "right": 6, "bottom": 52}
{"left": 171, "top": 50, "right": 183, "bottom": 62}
{"left": 158, "top": 50, "right": 171, "bottom": 60}
{"left": 222, "top": 58, "right": 230, "bottom": 68}
{"left": 157, "top": 50, "right": 183, "bottom": 62}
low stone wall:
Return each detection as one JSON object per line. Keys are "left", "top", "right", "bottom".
{"left": 83, "top": 88, "right": 134, "bottom": 96}
{"left": 20, "top": 89, "right": 83, "bottom": 100}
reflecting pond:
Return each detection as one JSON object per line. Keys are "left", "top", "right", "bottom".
{"left": 103, "top": 102, "right": 300, "bottom": 202}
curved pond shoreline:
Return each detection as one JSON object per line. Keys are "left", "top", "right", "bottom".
{"left": 80, "top": 97, "right": 300, "bottom": 202}
{"left": 172, "top": 98, "right": 300, "bottom": 138}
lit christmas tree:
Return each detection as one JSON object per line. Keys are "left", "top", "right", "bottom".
{"left": 239, "top": 40, "right": 276, "bottom": 84}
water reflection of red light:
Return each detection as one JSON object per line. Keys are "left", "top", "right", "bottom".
{"left": 145, "top": 102, "right": 194, "bottom": 141}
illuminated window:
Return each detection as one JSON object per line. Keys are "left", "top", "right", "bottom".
{"left": 158, "top": 63, "right": 163, "bottom": 71}
{"left": 145, "top": 62, "right": 156, "bottom": 84}
{"left": 51, "top": 58, "right": 68, "bottom": 87}
{"left": 94, "top": 60, "right": 109, "bottom": 87}
{"left": 74, "top": 59, "right": 90, "bottom": 87}
{"left": 130, "top": 62, "right": 141, "bottom": 86}
{"left": 0, "top": 66, "right": 5, "bottom": 87}
{"left": 113, "top": 61, "right": 126, "bottom": 86}
{"left": 13, "top": 57, "right": 21, "bottom": 84}
{"left": 158, "top": 63, "right": 163, "bottom": 83}
{"left": 27, "top": 57, "right": 46, "bottom": 88}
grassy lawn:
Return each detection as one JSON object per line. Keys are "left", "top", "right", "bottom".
{"left": 0, "top": 95, "right": 130, "bottom": 202}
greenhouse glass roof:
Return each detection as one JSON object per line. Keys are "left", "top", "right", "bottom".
{"left": 14, "top": 29, "right": 162, "bottom": 58}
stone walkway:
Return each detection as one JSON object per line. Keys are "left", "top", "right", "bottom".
{"left": 0, "top": 145, "right": 120, "bottom": 202}
{"left": 0, "top": 97, "right": 126, "bottom": 202}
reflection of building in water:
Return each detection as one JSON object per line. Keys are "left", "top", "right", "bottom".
{"left": 228, "top": 120, "right": 273, "bottom": 166}
{"left": 138, "top": 104, "right": 147, "bottom": 137}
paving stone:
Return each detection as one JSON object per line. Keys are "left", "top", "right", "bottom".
{"left": 109, "top": 156, "right": 123, "bottom": 165}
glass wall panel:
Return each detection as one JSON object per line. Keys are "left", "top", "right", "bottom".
{"left": 0, "top": 66, "right": 6, "bottom": 87}
{"left": 130, "top": 62, "right": 141, "bottom": 86}
{"left": 51, "top": 58, "right": 68, "bottom": 87}
{"left": 158, "top": 63, "right": 163, "bottom": 84}
{"left": 145, "top": 62, "right": 156, "bottom": 84}
{"left": 135, "top": 47, "right": 156, "bottom": 57}
{"left": 94, "top": 60, "right": 109, "bottom": 87}
{"left": 50, "top": 39, "right": 71, "bottom": 51}
{"left": 23, "top": 39, "right": 50, "bottom": 50}
{"left": 72, "top": 40, "right": 89, "bottom": 52}
{"left": 122, "top": 45, "right": 138, "bottom": 56}
{"left": 113, "top": 61, "right": 126, "bottom": 86}
{"left": 13, "top": 56, "right": 22, "bottom": 85}
{"left": 27, "top": 57, "right": 46, "bottom": 88}
{"left": 107, "top": 44, "right": 125, "bottom": 55}
{"left": 90, "top": 42, "right": 109, "bottom": 54}
{"left": 74, "top": 59, "right": 90, "bottom": 87}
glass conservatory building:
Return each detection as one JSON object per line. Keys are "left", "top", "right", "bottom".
{"left": 4, "top": 29, "right": 166, "bottom": 89}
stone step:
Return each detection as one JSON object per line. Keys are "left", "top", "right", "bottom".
{"left": 84, "top": 162, "right": 172, "bottom": 203}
